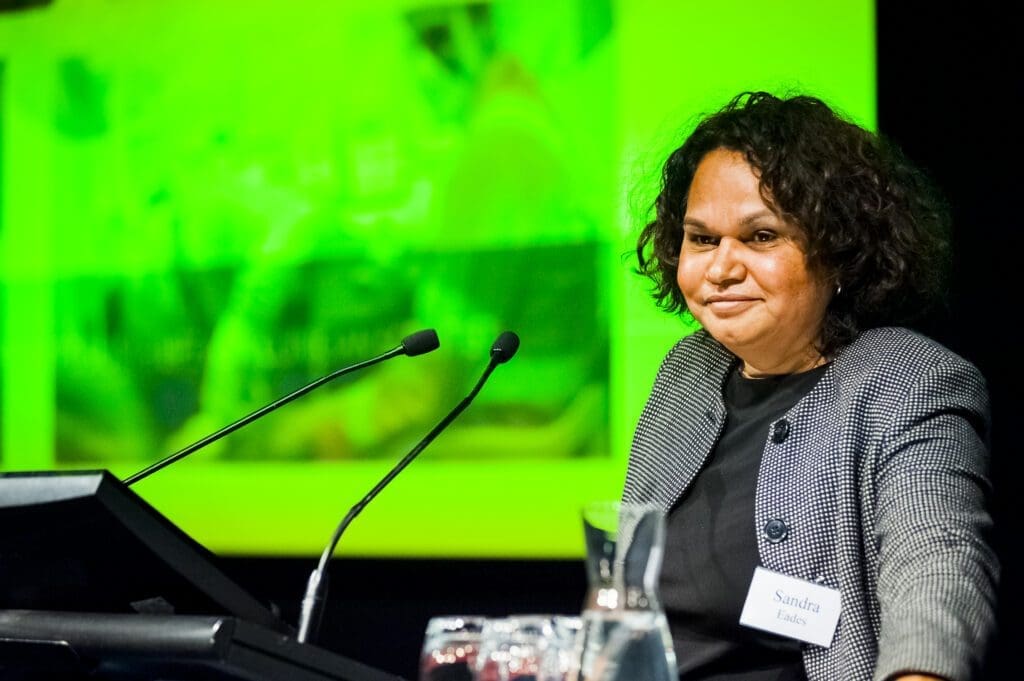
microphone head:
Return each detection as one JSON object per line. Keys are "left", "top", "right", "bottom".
{"left": 402, "top": 329, "right": 440, "bottom": 356}
{"left": 490, "top": 331, "right": 520, "bottom": 364}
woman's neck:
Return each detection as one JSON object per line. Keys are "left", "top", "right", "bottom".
{"left": 739, "top": 348, "right": 828, "bottom": 379}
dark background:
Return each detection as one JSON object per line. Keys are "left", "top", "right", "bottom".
{"left": 875, "top": 1, "right": 1017, "bottom": 679}
{"left": 225, "top": 3, "right": 1019, "bottom": 680}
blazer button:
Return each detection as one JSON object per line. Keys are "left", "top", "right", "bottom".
{"left": 764, "top": 518, "right": 789, "bottom": 543}
{"left": 771, "top": 419, "right": 791, "bottom": 443}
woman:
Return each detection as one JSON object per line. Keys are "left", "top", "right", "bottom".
{"left": 623, "top": 92, "right": 998, "bottom": 680}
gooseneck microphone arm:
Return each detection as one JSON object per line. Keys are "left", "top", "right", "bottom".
{"left": 123, "top": 329, "right": 440, "bottom": 487}
{"left": 296, "top": 331, "right": 520, "bottom": 645}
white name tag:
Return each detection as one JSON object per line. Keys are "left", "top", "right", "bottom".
{"left": 739, "top": 566, "right": 841, "bottom": 647}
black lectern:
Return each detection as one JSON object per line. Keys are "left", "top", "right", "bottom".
{"left": 0, "top": 470, "right": 407, "bottom": 681}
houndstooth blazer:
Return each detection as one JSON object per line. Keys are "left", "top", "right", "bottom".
{"left": 623, "top": 326, "right": 998, "bottom": 681}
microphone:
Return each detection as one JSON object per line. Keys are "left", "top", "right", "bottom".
{"left": 296, "top": 330, "right": 521, "bottom": 644}
{"left": 123, "top": 329, "right": 441, "bottom": 486}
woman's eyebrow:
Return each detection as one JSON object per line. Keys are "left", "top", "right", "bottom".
{"left": 738, "top": 210, "right": 779, "bottom": 226}
{"left": 682, "top": 210, "right": 779, "bottom": 231}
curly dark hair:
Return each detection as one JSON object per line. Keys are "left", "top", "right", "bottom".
{"left": 636, "top": 91, "right": 951, "bottom": 357}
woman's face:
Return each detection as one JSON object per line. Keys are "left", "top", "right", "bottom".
{"left": 676, "top": 148, "right": 833, "bottom": 376}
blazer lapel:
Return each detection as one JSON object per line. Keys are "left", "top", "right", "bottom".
{"left": 625, "top": 332, "right": 734, "bottom": 513}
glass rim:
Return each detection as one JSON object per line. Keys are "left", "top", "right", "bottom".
{"left": 581, "top": 499, "right": 661, "bottom": 533}
{"left": 423, "top": 614, "right": 487, "bottom": 635}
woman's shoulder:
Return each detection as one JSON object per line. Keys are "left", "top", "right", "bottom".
{"left": 838, "top": 327, "right": 981, "bottom": 375}
{"left": 831, "top": 327, "right": 989, "bottom": 409}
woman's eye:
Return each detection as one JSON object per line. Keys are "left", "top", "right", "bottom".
{"left": 686, "top": 233, "right": 717, "bottom": 246}
{"left": 752, "top": 230, "right": 776, "bottom": 243}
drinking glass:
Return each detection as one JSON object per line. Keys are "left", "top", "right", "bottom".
{"left": 476, "top": 614, "right": 580, "bottom": 681}
{"left": 550, "top": 615, "right": 583, "bottom": 679}
{"left": 418, "top": 615, "right": 486, "bottom": 681}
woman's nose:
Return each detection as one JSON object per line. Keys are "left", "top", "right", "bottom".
{"left": 705, "top": 237, "right": 745, "bottom": 284}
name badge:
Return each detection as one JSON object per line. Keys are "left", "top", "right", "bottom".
{"left": 739, "top": 566, "right": 841, "bottom": 647}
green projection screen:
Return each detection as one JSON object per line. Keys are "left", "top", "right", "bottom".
{"left": 0, "top": 0, "right": 874, "bottom": 557}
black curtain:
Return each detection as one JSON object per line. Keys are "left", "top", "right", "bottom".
{"left": 877, "top": 2, "right": 1018, "bottom": 678}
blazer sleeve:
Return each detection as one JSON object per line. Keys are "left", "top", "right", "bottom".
{"left": 872, "top": 356, "right": 999, "bottom": 681}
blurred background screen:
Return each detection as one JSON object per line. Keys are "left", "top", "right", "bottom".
{"left": 0, "top": 0, "right": 873, "bottom": 558}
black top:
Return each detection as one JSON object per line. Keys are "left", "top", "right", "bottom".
{"left": 659, "top": 363, "right": 828, "bottom": 681}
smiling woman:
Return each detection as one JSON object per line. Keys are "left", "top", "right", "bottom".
{"left": 625, "top": 92, "right": 998, "bottom": 681}
{"left": 676, "top": 149, "right": 832, "bottom": 377}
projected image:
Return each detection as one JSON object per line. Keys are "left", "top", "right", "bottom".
{"left": 34, "top": 2, "right": 614, "bottom": 463}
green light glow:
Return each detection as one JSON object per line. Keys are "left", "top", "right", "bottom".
{"left": 0, "top": 0, "right": 874, "bottom": 557}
